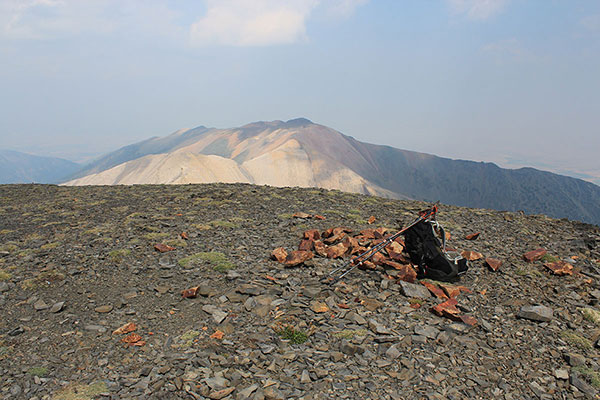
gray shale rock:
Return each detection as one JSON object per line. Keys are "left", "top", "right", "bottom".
{"left": 398, "top": 281, "right": 431, "bottom": 299}
{"left": 517, "top": 305, "right": 553, "bottom": 322}
{"left": 202, "top": 305, "right": 228, "bottom": 324}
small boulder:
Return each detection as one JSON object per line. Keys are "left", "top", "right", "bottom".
{"left": 517, "top": 305, "right": 553, "bottom": 322}
{"left": 284, "top": 250, "right": 313, "bottom": 267}
{"left": 271, "top": 247, "right": 288, "bottom": 263}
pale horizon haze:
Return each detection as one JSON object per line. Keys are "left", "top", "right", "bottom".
{"left": 1, "top": 0, "right": 599, "bottom": 183}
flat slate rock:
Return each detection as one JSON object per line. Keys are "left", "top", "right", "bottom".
{"left": 517, "top": 305, "right": 553, "bottom": 322}
{"left": 398, "top": 281, "right": 431, "bottom": 299}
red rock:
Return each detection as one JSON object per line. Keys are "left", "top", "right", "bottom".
{"left": 284, "top": 250, "right": 314, "bottom": 267}
{"left": 438, "top": 283, "right": 461, "bottom": 298}
{"left": 113, "top": 322, "right": 137, "bottom": 335}
{"left": 342, "top": 236, "right": 360, "bottom": 253}
{"left": 322, "top": 228, "right": 335, "bottom": 238}
{"left": 180, "top": 232, "right": 189, "bottom": 240}
{"left": 374, "top": 227, "right": 388, "bottom": 239}
{"left": 313, "top": 241, "right": 328, "bottom": 257}
{"left": 461, "top": 250, "right": 483, "bottom": 261}
{"left": 350, "top": 245, "right": 366, "bottom": 256}
{"left": 303, "top": 229, "right": 320, "bottom": 241}
{"left": 431, "top": 298, "right": 460, "bottom": 319}
{"left": 388, "top": 250, "right": 408, "bottom": 263}
{"left": 323, "top": 227, "right": 352, "bottom": 239}
{"left": 421, "top": 281, "right": 448, "bottom": 300}
{"left": 372, "top": 239, "right": 385, "bottom": 247}
{"left": 298, "top": 239, "right": 314, "bottom": 252}
{"left": 385, "top": 241, "right": 404, "bottom": 254}
{"left": 465, "top": 232, "right": 481, "bottom": 240}
{"left": 485, "top": 258, "right": 503, "bottom": 272}
{"left": 121, "top": 332, "right": 143, "bottom": 344}
{"left": 438, "top": 283, "right": 471, "bottom": 298}
{"left": 394, "top": 237, "right": 405, "bottom": 246}
{"left": 395, "top": 264, "right": 417, "bottom": 283}
{"left": 368, "top": 215, "right": 376, "bottom": 224}
{"left": 293, "top": 212, "right": 312, "bottom": 219}
{"left": 325, "top": 243, "right": 347, "bottom": 259}
{"left": 324, "top": 232, "right": 346, "bottom": 245}
{"left": 154, "top": 243, "right": 175, "bottom": 253}
{"left": 312, "top": 301, "right": 329, "bottom": 313}
{"left": 371, "top": 252, "right": 387, "bottom": 266}
{"left": 359, "top": 229, "right": 376, "bottom": 239}
{"left": 544, "top": 261, "right": 573, "bottom": 276}
{"left": 271, "top": 247, "right": 288, "bottom": 263}
{"left": 314, "top": 215, "right": 326, "bottom": 220}
{"left": 210, "top": 330, "right": 225, "bottom": 340}
{"left": 181, "top": 286, "right": 200, "bottom": 298}
{"left": 523, "top": 248, "right": 547, "bottom": 262}
{"left": 358, "top": 260, "right": 377, "bottom": 270}
{"left": 380, "top": 259, "right": 404, "bottom": 269}
{"left": 459, "top": 315, "right": 478, "bottom": 326}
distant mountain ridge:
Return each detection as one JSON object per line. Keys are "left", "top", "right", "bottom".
{"left": 63, "top": 118, "right": 600, "bottom": 225}
{"left": 0, "top": 150, "right": 80, "bottom": 184}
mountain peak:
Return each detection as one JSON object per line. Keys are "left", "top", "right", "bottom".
{"left": 284, "top": 117, "right": 313, "bottom": 127}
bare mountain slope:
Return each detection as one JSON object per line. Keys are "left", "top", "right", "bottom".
{"left": 0, "top": 150, "right": 80, "bottom": 184}
{"left": 64, "top": 118, "right": 600, "bottom": 225}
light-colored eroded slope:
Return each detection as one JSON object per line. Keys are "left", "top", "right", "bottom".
{"left": 64, "top": 153, "right": 250, "bottom": 185}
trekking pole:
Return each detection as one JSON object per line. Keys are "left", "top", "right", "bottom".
{"left": 323, "top": 204, "right": 439, "bottom": 285}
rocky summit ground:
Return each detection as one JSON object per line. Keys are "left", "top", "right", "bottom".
{"left": 1, "top": 183, "right": 600, "bottom": 400}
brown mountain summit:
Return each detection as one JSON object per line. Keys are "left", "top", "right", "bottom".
{"left": 64, "top": 118, "right": 398, "bottom": 198}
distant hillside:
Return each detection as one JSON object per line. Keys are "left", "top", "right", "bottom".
{"left": 0, "top": 150, "right": 80, "bottom": 184}
{"left": 64, "top": 118, "right": 600, "bottom": 225}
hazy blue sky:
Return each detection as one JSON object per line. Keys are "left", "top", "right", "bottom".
{"left": 1, "top": 0, "right": 599, "bottom": 182}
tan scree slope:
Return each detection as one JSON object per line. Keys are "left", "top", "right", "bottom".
{"left": 66, "top": 153, "right": 251, "bottom": 185}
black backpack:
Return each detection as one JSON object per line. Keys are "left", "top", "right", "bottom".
{"left": 403, "top": 219, "right": 468, "bottom": 282}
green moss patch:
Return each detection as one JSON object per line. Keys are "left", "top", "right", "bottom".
{"left": 53, "top": 381, "right": 108, "bottom": 400}
{"left": 177, "top": 330, "right": 201, "bottom": 348}
{"left": 21, "top": 270, "right": 65, "bottom": 290}
{"left": 41, "top": 242, "right": 60, "bottom": 251}
{"left": 580, "top": 308, "right": 600, "bottom": 326}
{"left": 333, "top": 329, "right": 368, "bottom": 339}
{"left": 164, "top": 239, "right": 188, "bottom": 248}
{"left": 540, "top": 254, "right": 560, "bottom": 263}
{"left": 143, "top": 232, "right": 170, "bottom": 241}
{"left": 108, "top": 249, "right": 131, "bottom": 262}
{"left": 209, "top": 220, "right": 239, "bottom": 228}
{"left": 573, "top": 366, "right": 600, "bottom": 389}
{"left": 560, "top": 330, "right": 593, "bottom": 350}
{"left": 276, "top": 326, "right": 308, "bottom": 344}
{"left": 0, "top": 269, "right": 11, "bottom": 281}
{"left": 178, "top": 252, "right": 235, "bottom": 272}
{"left": 27, "top": 366, "right": 48, "bottom": 377}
